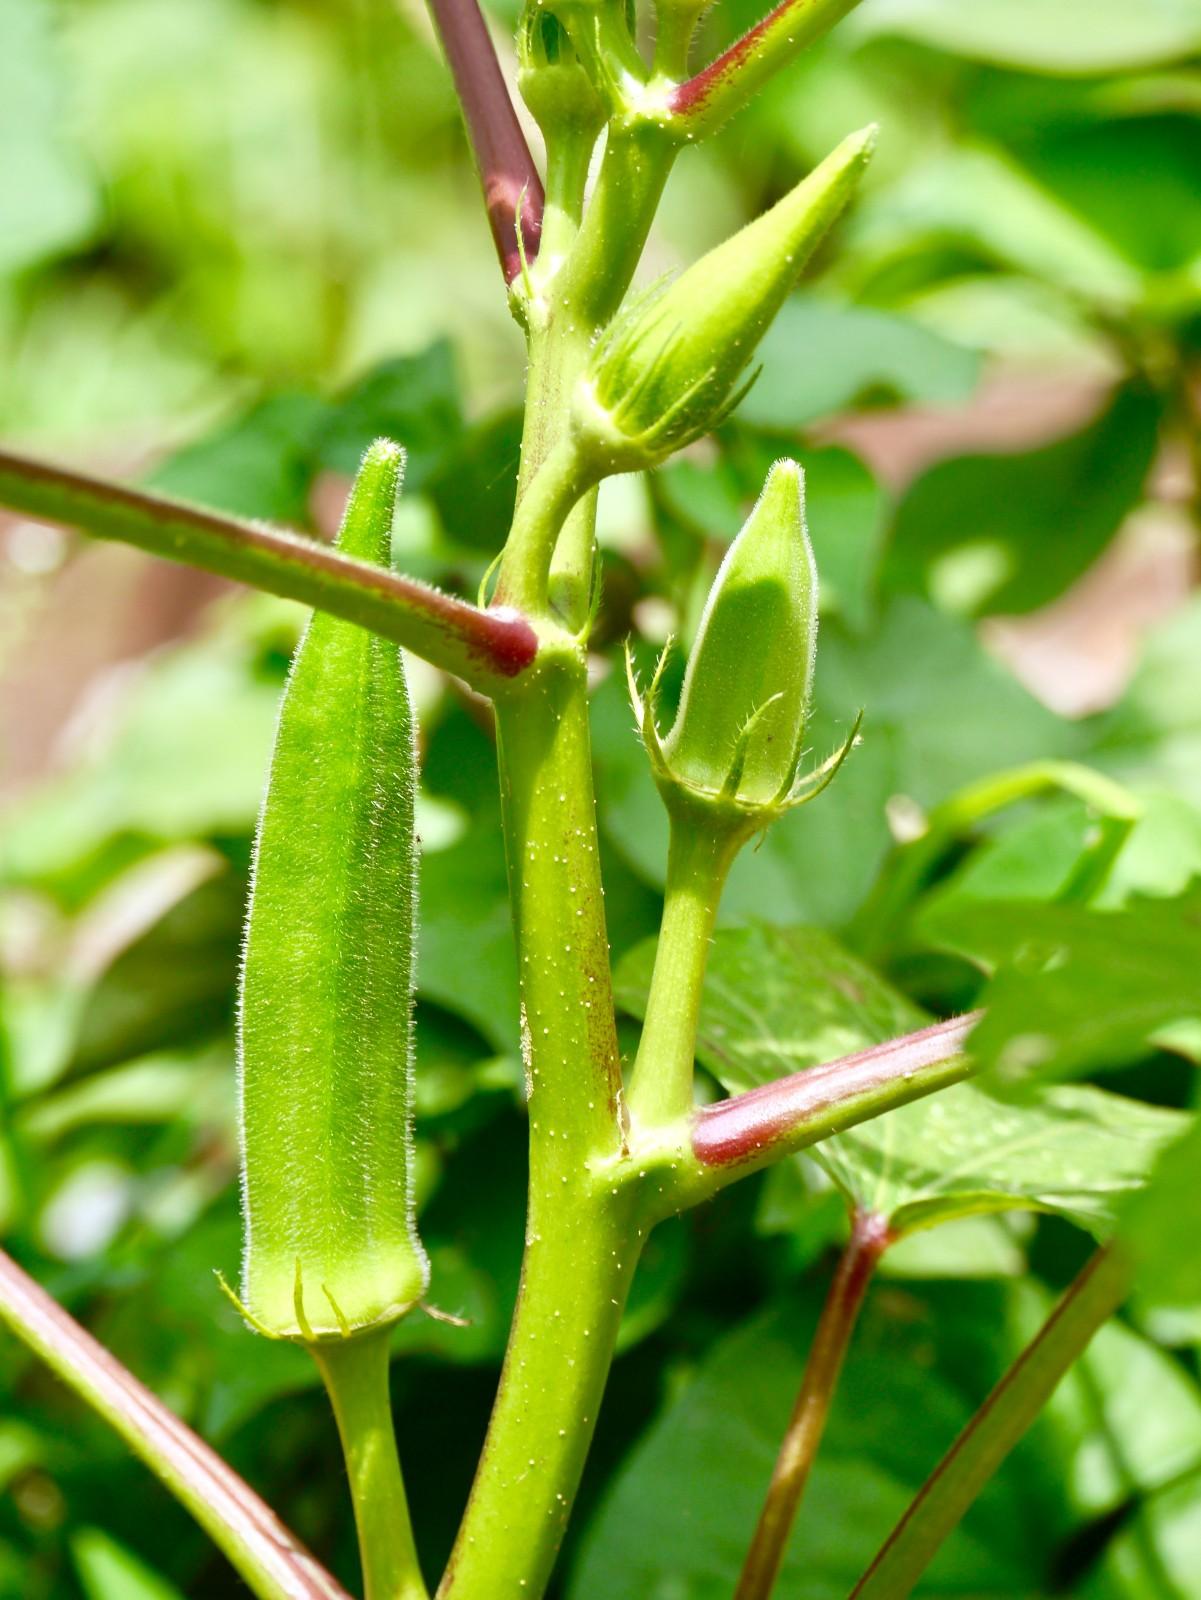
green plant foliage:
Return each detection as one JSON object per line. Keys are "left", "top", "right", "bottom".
{"left": 922, "top": 888, "right": 1201, "bottom": 1079}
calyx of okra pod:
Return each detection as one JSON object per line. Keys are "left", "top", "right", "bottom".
{"left": 630, "top": 459, "right": 859, "bottom": 828}
{"left": 235, "top": 439, "right": 429, "bottom": 1344}
{"left": 571, "top": 125, "right": 876, "bottom": 476}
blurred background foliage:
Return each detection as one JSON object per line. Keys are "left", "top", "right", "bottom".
{"left": 2, "top": 0, "right": 1201, "bottom": 1594}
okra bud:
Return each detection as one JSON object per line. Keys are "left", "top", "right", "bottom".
{"left": 631, "top": 460, "right": 858, "bottom": 833}
{"left": 573, "top": 125, "right": 876, "bottom": 475}
{"left": 237, "top": 440, "right": 429, "bottom": 1343}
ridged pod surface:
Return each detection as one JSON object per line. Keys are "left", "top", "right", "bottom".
{"left": 238, "top": 440, "right": 428, "bottom": 1342}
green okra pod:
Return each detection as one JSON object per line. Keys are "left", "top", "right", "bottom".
{"left": 238, "top": 439, "right": 428, "bottom": 1343}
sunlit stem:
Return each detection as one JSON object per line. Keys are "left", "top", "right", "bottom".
{"left": 311, "top": 1332, "right": 429, "bottom": 1600}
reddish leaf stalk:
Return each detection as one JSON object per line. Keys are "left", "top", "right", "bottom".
{"left": 425, "top": 0, "right": 545, "bottom": 282}
{"left": 670, "top": 0, "right": 862, "bottom": 132}
{"left": 0, "top": 447, "right": 538, "bottom": 683}
{"left": 692, "top": 1013, "right": 979, "bottom": 1171}
{"left": 735, "top": 1211, "right": 891, "bottom": 1600}
{"left": 0, "top": 1249, "right": 349, "bottom": 1600}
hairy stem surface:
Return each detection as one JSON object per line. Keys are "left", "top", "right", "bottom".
{"left": 311, "top": 1333, "right": 428, "bottom": 1600}
{"left": 0, "top": 1249, "right": 348, "bottom": 1600}
{"left": 0, "top": 448, "right": 536, "bottom": 688}
{"left": 851, "top": 1244, "right": 1129, "bottom": 1600}
{"left": 735, "top": 1213, "right": 890, "bottom": 1600}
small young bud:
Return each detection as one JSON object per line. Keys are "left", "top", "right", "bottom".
{"left": 573, "top": 125, "right": 876, "bottom": 475}
{"left": 666, "top": 460, "right": 816, "bottom": 808}
{"left": 518, "top": 5, "right": 605, "bottom": 139}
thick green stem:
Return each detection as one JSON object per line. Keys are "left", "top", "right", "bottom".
{"left": 0, "top": 447, "right": 537, "bottom": 688}
{"left": 735, "top": 1213, "right": 889, "bottom": 1600}
{"left": 0, "top": 1248, "right": 349, "bottom": 1600}
{"left": 851, "top": 1244, "right": 1130, "bottom": 1600}
{"left": 311, "top": 1333, "right": 428, "bottom": 1600}
{"left": 628, "top": 821, "right": 738, "bottom": 1129}
{"left": 494, "top": 442, "right": 591, "bottom": 617}
{"left": 439, "top": 645, "right": 630, "bottom": 1600}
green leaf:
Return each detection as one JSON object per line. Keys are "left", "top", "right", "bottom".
{"left": 148, "top": 393, "right": 328, "bottom": 524}
{"left": 851, "top": 0, "right": 1201, "bottom": 73}
{"left": 426, "top": 408, "right": 522, "bottom": 553}
{"left": 1122, "top": 1115, "right": 1201, "bottom": 1328}
{"left": 0, "top": 0, "right": 98, "bottom": 273}
{"left": 318, "top": 342, "right": 463, "bottom": 491}
{"left": 740, "top": 298, "right": 981, "bottom": 428}
{"left": 616, "top": 922, "right": 1185, "bottom": 1235}
{"left": 883, "top": 386, "right": 1162, "bottom": 616}
{"left": 569, "top": 1287, "right": 1055, "bottom": 1600}
{"left": 239, "top": 441, "right": 428, "bottom": 1340}
{"left": 922, "top": 888, "right": 1201, "bottom": 1079}
{"left": 71, "top": 1527, "right": 185, "bottom": 1600}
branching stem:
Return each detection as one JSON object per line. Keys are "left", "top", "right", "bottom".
{"left": 735, "top": 1212, "right": 890, "bottom": 1600}
{"left": 0, "top": 1249, "right": 349, "bottom": 1600}
{"left": 850, "top": 1244, "right": 1130, "bottom": 1600}
{"left": 0, "top": 448, "right": 538, "bottom": 689}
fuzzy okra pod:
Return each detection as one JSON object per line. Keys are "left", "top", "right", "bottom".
{"left": 238, "top": 439, "right": 428, "bottom": 1344}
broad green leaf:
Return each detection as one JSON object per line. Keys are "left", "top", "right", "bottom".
{"left": 616, "top": 923, "right": 1185, "bottom": 1234}
{"left": 1122, "top": 1116, "right": 1201, "bottom": 1329}
{"left": 317, "top": 342, "right": 463, "bottom": 492}
{"left": 71, "top": 1528, "right": 185, "bottom": 1600}
{"left": 883, "top": 386, "right": 1162, "bottom": 616}
{"left": 148, "top": 393, "right": 328, "bottom": 524}
{"left": 426, "top": 408, "right": 522, "bottom": 553}
{"left": 851, "top": 0, "right": 1201, "bottom": 73}
{"left": 850, "top": 144, "right": 1144, "bottom": 308}
{"left": 569, "top": 1287, "right": 1053, "bottom": 1600}
{"left": 739, "top": 298, "right": 981, "bottom": 428}
{"left": 922, "top": 889, "right": 1201, "bottom": 1079}
{"left": 239, "top": 442, "right": 428, "bottom": 1340}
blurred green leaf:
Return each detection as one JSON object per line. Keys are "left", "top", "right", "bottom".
{"left": 71, "top": 1527, "right": 185, "bottom": 1600}
{"left": 1122, "top": 1115, "right": 1201, "bottom": 1328}
{"left": 882, "top": 386, "right": 1162, "bottom": 616}
{"left": 0, "top": 0, "right": 98, "bottom": 272}
{"left": 852, "top": 0, "right": 1201, "bottom": 73}
{"left": 148, "top": 393, "right": 328, "bottom": 524}
{"left": 740, "top": 298, "right": 981, "bottom": 428}
{"left": 427, "top": 409, "right": 522, "bottom": 554}
{"left": 923, "top": 888, "right": 1201, "bottom": 1079}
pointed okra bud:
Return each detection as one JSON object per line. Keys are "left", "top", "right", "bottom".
{"left": 572, "top": 125, "right": 876, "bottom": 476}
{"left": 631, "top": 459, "right": 859, "bottom": 836}
{"left": 237, "top": 440, "right": 429, "bottom": 1343}
{"left": 667, "top": 460, "right": 815, "bottom": 805}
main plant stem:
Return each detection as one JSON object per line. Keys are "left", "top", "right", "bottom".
{"left": 311, "top": 1333, "right": 428, "bottom": 1600}
{"left": 735, "top": 1212, "right": 890, "bottom": 1600}
{"left": 439, "top": 650, "right": 635, "bottom": 1600}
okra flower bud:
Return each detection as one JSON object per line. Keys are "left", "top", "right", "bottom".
{"left": 573, "top": 125, "right": 876, "bottom": 475}
{"left": 631, "top": 460, "right": 858, "bottom": 832}
{"left": 237, "top": 440, "right": 429, "bottom": 1343}
{"left": 518, "top": 6, "right": 604, "bottom": 139}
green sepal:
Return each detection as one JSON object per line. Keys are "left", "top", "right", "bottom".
{"left": 572, "top": 126, "right": 876, "bottom": 475}
{"left": 238, "top": 439, "right": 429, "bottom": 1343}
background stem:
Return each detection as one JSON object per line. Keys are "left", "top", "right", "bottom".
{"left": 311, "top": 1333, "right": 428, "bottom": 1600}
{"left": 850, "top": 1244, "right": 1130, "bottom": 1600}
{"left": 0, "top": 1248, "right": 349, "bottom": 1600}
{"left": 735, "top": 1213, "right": 890, "bottom": 1600}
